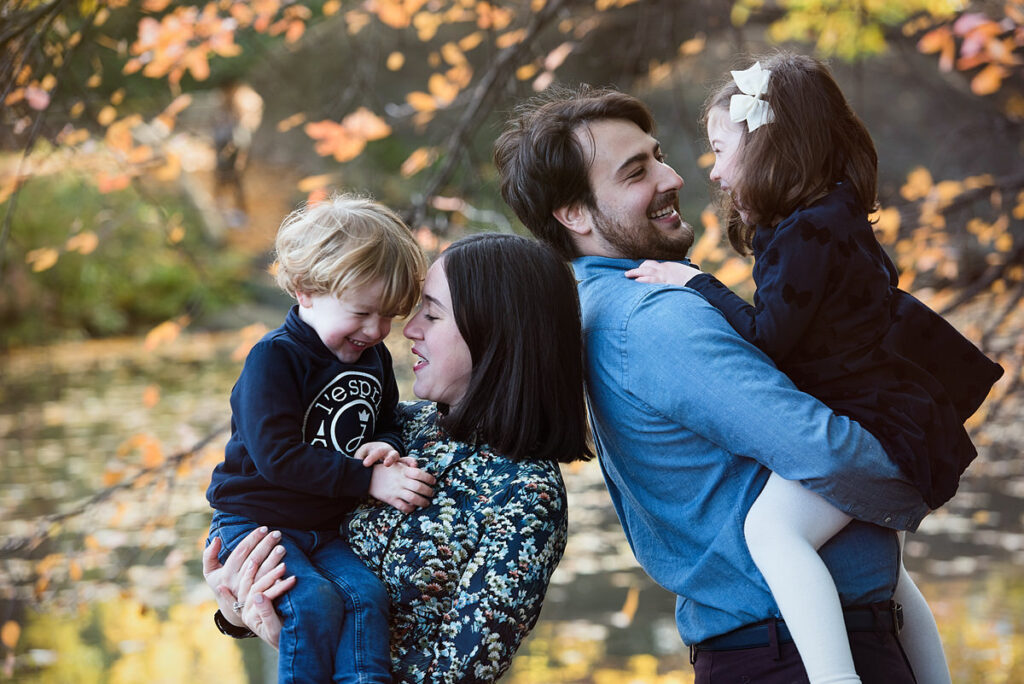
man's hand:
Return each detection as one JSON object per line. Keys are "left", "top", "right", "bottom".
{"left": 625, "top": 260, "right": 702, "bottom": 286}
{"left": 368, "top": 458, "right": 436, "bottom": 513}
{"left": 357, "top": 440, "right": 402, "bottom": 467}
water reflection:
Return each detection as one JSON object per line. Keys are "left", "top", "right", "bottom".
{"left": 1, "top": 332, "right": 1021, "bottom": 682}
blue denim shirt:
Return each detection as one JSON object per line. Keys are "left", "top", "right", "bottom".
{"left": 573, "top": 256, "right": 930, "bottom": 644}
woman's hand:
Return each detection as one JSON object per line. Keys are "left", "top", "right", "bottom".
{"left": 625, "top": 260, "right": 702, "bottom": 287}
{"left": 202, "top": 527, "right": 295, "bottom": 646}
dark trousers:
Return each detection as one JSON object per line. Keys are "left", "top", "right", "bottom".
{"left": 693, "top": 627, "right": 917, "bottom": 683}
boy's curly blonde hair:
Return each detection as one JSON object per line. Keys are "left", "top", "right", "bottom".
{"left": 273, "top": 194, "right": 426, "bottom": 316}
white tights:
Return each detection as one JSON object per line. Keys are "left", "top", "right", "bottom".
{"left": 744, "top": 473, "right": 952, "bottom": 684}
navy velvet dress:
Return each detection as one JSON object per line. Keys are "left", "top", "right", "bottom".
{"left": 688, "top": 182, "right": 1003, "bottom": 509}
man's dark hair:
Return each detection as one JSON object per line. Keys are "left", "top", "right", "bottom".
{"left": 494, "top": 85, "right": 655, "bottom": 259}
{"left": 439, "top": 233, "right": 593, "bottom": 463}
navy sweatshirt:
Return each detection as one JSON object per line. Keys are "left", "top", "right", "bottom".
{"left": 207, "top": 305, "right": 404, "bottom": 529}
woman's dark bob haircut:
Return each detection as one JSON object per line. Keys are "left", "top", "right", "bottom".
{"left": 438, "top": 233, "right": 593, "bottom": 464}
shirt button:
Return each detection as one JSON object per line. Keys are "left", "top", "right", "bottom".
{"left": 885, "top": 516, "right": 892, "bottom": 523}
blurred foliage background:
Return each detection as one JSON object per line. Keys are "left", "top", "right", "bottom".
{"left": 1, "top": 0, "right": 1022, "bottom": 681}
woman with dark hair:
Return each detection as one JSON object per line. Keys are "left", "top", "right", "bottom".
{"left": 204, "top": 232, "right": 592, "bottom": 682}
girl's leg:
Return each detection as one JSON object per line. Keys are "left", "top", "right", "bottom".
{"left": 894, "top": 535, "right": 952, "bottom": 684}
{"left": 744, "top": 473, "right": 859, "bottom": 684}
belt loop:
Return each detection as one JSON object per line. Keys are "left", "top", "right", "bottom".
{"left": 689, "top": 643, "right": 698, "bottom": 665}
{"left": 768, "top": 620, "right": 781, "bottom": 661}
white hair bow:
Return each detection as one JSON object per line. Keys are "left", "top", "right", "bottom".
{"left": 729, "top": 62, "right": 774, "bottom": 132}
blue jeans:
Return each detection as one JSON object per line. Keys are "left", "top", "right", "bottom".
{"left": 208, "top": 511, "right": 391, "bottom": 683}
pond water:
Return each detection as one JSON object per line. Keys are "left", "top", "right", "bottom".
{"left": 1, "top": 329, "right": 1022, "bottom": 683}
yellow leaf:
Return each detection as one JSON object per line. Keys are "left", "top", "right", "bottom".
{"left": 971, "top": 64, "right": 1007, "bottom": 96}
{"left": 323, "top": 0, "right": 341, "bottom": 15}
{"left": 168, "top": 224, "right": 185, "bottom": 244}
{"left": 995, "top": 232, "right": 1013, "bottom": 253}
{"left": 97, "top": 105, "right": 117, "bottom": 126}
{"left": 458, "top": 31, "right": 484, "bottom": 51}
{"left": 428, "top": 74, "right": 459, "bottom": 105}
{"left": 342, "top": 107, "right": 391, "bottom": 140}
{"left": 871, "top": 207, "right": 901, "bottom": 244}
{"left": 544, "top": 42, "right": 574, "bottom": 71}
{"left": 406, "top": 91, "right": 437, "bottom": 113}
{"left": 517, "top": 64, "right": 538, "bottom": 80}
{"left": 496, "top": 29, "right": 527, "bottom": 49}
{"left": 679, "top": 34, "right": 706, "bottom": 56}
{"left": 144, "top": 319, "right": 183, "bottom": 350}
{"left": 142, "top": 384, "right": 160, "bottom": 408}
{"left": 716, "top": 257, "right": 753, "bottom": 287}
{"left": 65, "top": 231, "right": 99, "bottom": 255}
{"left": 386, "top": 51, "right": 405, "bottom": 71}
{"left": 440, "top": 42, "right": 466, "bottom": 66}
{"left": 26, "top": 248, "right": 59, "bottom": 272}
{"left": 401, "top": 146, "right": 438, "bottom": 177}
{"left": 1, "top": 621, "right": 20, "bottom": 649}
{"left": 298, "top": 174, "right": 335, "bottom": 192}
{"left": 97, "top": 172, "right": 131, "bottom": 194}
{"left": 69, "top": 560, "right": 83, "bottom": 581}
{"left": 102, "top": 469, "right": 124, "bottom": 487}
{"left": 900, "top": 167, "right": 933, "bottom": 202}
{"left": 277, "top": 112, "right": 306, "bottom": 132}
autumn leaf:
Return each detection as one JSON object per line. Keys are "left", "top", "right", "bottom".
{"left": 901, "top": 167, "right": 934, "bottom": 201}
{"left": 142, "top": 384, "right": 161, "bottom": 408}
{"left": 65, "top": 231, "right": 99, "bottom": 255}
{"left": 26, "top": 248, "right": 59, "bottom": 272}
{"left": 544, "top": 42, "right": 574, "bottom": 70}
{"left": 697, "top": 151, "right": 715, "bottom": 168}
{"left": 144, "top": 318, "right": 185, "bottom": 350}
{"left": 343, "top": 107, "right": 391, "bottom": 140}
{"left": 96, "top": 172, "right": 132, "bottom": 194}
{"left": 716, "top": 257, "right": 753, "bottom": 287}
{"left": 0, "top": 622, "right": 19, "bottom": 649}
{"left": 386, "top": 51, "right": 405, "bottom": 70}
{"left": 406, "top": 91, "right": 438, "bottom": 113}
{"left": 428, "top": 74, "right": 459, "bottom": 105}
{"left": 297, "top": 174, "right": 336, "bottom": 192}
{"left": 401, "top": 147, "right": 439, "bottom": 177}
{"left": 872, "top": 207, "right": 901, "bottom": 245}
{"left": 679, "top": 34, "right": 706, "bottom": 56}
{"left": 971, "top": 64, "right": 1008, "bottom": 95}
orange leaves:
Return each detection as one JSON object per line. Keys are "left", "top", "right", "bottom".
{"left": 918, "top": 10, "right": 1024, "bottom": 96}
{"left": 1, "top": 622, "right": 20, "bottom": 650}
{"left": 401, "top": 147, "right": 439, "bottom": 177}
{"left": 25, "top": 248, "right": 59, "bottom": 273}
{"left": 144, "top": 316, "right": 190, "bottom": 351}
{"left": 125, "top": 5, "right": 243, "bottom": 85}
{"left": 305, "top": 108, "right": 392, "bottom": 163}
{"left": 366, "top": 0, "right": 430, "bottom": 29}
{"left": 871, "top": 207, "right": 901, "bottom": 245}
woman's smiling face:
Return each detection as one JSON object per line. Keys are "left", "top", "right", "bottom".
{"left": 403, "top": 259, "right": 473, "bottom": 408}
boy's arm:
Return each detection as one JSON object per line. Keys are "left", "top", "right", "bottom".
{"left": 231, "top": 342, "right": 372, "bottom": 498}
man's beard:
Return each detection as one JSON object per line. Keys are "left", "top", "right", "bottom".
{"left": 591, "top": 202, "right": 694, "bottom": 261}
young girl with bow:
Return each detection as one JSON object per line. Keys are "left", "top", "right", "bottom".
{"left": 628, "top": 53, "right": 1002, "bottom": 683}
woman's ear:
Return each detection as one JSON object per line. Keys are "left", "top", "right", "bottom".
{"left": 553, "top": 203, "right": 591, "bottom": 237}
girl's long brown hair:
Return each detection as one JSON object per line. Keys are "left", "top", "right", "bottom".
{"left": 703, "top": 52, "right": 879, "bottom": 254}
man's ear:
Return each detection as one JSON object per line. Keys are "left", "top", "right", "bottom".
{"left": 553, "top": 202, "right": 591, "bottom": 237}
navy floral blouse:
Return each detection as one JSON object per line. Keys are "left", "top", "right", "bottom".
{"left": 344, "top": 400, "right": 568, "bottom": 683}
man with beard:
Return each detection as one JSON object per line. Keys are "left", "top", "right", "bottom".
{"left": 493, "top": 85, "right": 927, "bottom": 683}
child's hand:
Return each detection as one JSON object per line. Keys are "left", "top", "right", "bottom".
{"left": 368, "top": 458, "right": 436, "bottom": 513}
{"left": 357, "top": 441, "right": 401, "bottom": 467}
{"left": 625, "top": 260, "right": 702, "bottom": 286}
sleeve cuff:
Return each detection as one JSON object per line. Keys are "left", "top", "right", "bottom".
{"left": 214, "top": 610, "right": 256, "bottom": 639}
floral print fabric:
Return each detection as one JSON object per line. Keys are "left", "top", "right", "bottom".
{"left": 344, "top": 401, "right": 568, "bottom": 683}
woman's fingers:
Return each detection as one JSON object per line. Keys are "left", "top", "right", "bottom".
{"left": 262, "top": 575, "right": 297, "bottom": 602}
{"left": 221, "top": 527, "right": 269, "bottom": 577}
{"left": 202, "top": 536, "right": 223, "bottom": 577}
{"left": 254, "top": 535, "right": 286, "bottom": 580}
